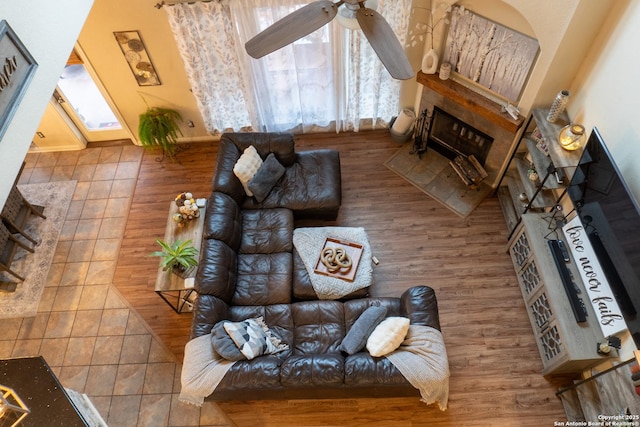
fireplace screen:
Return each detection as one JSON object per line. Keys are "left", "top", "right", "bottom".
{"left": 427, "top": 107, "right": 493, "bottom": 165}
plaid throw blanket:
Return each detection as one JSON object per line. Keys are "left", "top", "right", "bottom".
{"left": 385, "top": 325, "right": 450, "bottom": 410}
{"left": 179, "top": 333, "right": 236, "bottom": 406}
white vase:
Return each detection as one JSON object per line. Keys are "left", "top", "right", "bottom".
{"left": 421, "top": 49, "right": 439, "bottom": 74}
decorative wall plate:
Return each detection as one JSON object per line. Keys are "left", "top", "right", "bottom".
{"left": 125, "top": 50, "right": 141, "bottom": 63}
{"left": 113, "top": 30, "right": 161, "bottom": 86}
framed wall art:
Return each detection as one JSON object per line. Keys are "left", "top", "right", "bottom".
{"left": 114, "top": 30, "right": 161, "bottom": 86}
{"left": 0, "top": 20, "right": 38, "bottom": 142}
{"left": 441, "top": 6, "right": 539, "bottom": 102}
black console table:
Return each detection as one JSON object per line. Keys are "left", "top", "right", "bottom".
{"left": 0, "top": 357, "right": 89, "bottom": 426}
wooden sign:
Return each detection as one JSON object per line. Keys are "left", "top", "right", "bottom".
{"left": 0, "top": 20, "right": 38, "bottom": 142}
{"left": 562, "top": 215, "right": 627, "bottom": 337}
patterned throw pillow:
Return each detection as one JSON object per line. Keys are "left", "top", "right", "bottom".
{"left": 233, "top": 145, "right": 263, "bottom": 197}
{"left": 211, "top": 321, "right": 246, "bottom": 361}
{"left": 223, "top": 317, "right": 288, "bottom": 360}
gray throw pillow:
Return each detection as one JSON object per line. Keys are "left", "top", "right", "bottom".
{"left": 247, "top": 153, "right": 285, "bottom": 203}
{"left": 211, "top": 321, "right": 246, "bottom": 361}
{"left": 339, "top": 305, "right": 387, "bottom": 355}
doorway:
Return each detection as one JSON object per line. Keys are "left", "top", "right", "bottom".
{"left": 55, "top": 63, "right": 129, "bottom": 142}
{"left": 32, "top": 46, "right": 133, "bottom": 151}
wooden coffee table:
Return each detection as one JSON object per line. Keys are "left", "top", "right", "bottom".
{"left": 154, "top": 200, "right": 205, "bottom": 313}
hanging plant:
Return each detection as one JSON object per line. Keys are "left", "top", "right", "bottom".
{"left": 138, "top": 107, "right": 183, "bottom": 159}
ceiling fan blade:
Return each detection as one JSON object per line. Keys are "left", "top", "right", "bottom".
{"left": 356, "top": 8, "right": 414, "bottom": 80}
{"left": 245, "top": 0, "right": 339, "bottom": 59}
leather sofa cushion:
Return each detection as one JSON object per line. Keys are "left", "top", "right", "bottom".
{"left": 243, "top": 149, "right": 341, "bottom": 214}
{"left": 292, "top": 249, "right": 368, "bottom": 300}
{"left": 240, "top": 209, "right": 293, "bottom": 254}
{"left": 400, "top": 285, "right": 441, "bottom": 330}
{"left": 218, "top": 355, "right": 283, "bottom": 390}
{"left": 229, "top": 304, "right": 294, "bottom": 358}
{"left": 291, "top": 249, "right": 318, "bottom": 300}
{"left": 291, "top": 301, "right": 345, "bottom": 354}
{"left": 233, "top": 253, "right": 292, "bottom": 305}
{"left": 196, "top": 239, "right": 237, "bottom": 302}
{"left": 204, "top": 192, "right": 242, "bottom": 251}
{"left": 190, "top": 295, "right": 229, "bottom": 338}
{"left": 344, "top": 353, "right": 407, "bottom": 385}
{"left": 280, "top": 354, "right": 344, "bottom": 387}
{"left": 224, "top": 132, "right": 296, "bottom": 167}
{"left": 212, "top": 139, "right": 246, "bottom": 205}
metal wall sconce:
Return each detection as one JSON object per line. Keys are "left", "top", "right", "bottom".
{"left": 114, "top": 30, "right": 161, "bottom": 86}
{"left": 0, "top": 385, "right": 30, "bottom": 426}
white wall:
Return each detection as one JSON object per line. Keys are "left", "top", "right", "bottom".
{"left": 569, "top": 0, "right": 640, "bottom": 201}
{"left": 0, "top": 0, "right": 94, "bottom": 207}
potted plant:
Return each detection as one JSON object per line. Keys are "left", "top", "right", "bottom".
{"left": 138, "top": 107, "right": 183, "bottom": 160}
{"left": 150, "top": 238, "right": 198, "bottom": 278}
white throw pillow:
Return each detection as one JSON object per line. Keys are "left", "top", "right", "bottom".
{"left": 233, "top": 145, "right": 263, "bottom": 196}
{"left": 366, "top": 317, "right": 410, "bottom": 357}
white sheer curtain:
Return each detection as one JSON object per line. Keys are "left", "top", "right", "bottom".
{"left": 231, "top": 0, "right": 338, "bottom": 132}
{"left": 340, "top": 0, "right": 413, "bottom": 132}
{"left": 166, "top": 0, "right": 412, "bottom": 134}
{"left": 164, "top": 1, "right": 257, "bottom": 133}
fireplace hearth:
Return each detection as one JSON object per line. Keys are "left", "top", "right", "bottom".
{"left": 427, "top": 107, "right": 494, "bottom": 165}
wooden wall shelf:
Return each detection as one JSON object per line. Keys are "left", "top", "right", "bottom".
{"left": 416, "top": 71, "right": 525, "bottom": 133}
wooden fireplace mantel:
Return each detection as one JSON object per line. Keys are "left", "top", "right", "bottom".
{"left": 416, "top": 71, "right": 525, "bottom": 133}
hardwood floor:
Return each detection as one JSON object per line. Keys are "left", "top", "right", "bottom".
{"left": 114, "top": 130, "right": 574, "bottom": 426}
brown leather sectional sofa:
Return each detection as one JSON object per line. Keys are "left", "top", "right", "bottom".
{"left": 191, "top": 132, "right": 442, "bottom": 400}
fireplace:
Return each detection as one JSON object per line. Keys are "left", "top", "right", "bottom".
{"left": 417, "top": 72, "right": 525, "bottom": 188}
{"left": 427, "top": 107, "right": 494, "bottom": 165}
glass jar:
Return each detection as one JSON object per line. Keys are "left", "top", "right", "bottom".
{"left": 558, "top": 124, "right": 586, "bottom": 151}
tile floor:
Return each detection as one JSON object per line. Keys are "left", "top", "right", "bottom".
{"left": 1, "top": 146, "right": 232, "bottom": 427}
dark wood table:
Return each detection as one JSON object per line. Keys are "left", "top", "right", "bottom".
{"left": 0, "top": 356, "right": 88, "bottom": 426}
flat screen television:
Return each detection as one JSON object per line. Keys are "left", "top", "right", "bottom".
{"left": 568, "top": 127, "right": 640, "bottom": 347}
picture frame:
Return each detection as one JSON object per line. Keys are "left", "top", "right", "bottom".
{"left": 442, "top": 6, "right": 539, "bottom": 102}
{"left": 114, "top": 30, "right": 161, "bottom": 86}
{"left": 0, "top": 20, "right": 38, "bottom": 142}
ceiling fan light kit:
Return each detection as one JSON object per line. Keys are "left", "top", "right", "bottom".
{"left": 245, "top": 0, "right": 414, "bottom": 80}
{"left": 336, "top": 0, "right": 378, "bottom": 30}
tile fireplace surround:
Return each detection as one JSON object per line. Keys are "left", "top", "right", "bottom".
{"left": 417, "top": 72, "right": 525, "bottom": 189}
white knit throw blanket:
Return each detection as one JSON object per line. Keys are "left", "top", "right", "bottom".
{"left": 385, "top": 325, "right": 450, "bottom": 410}
{"left": 293, "top": 227, "right": 373, "bottom": 300}
{"left": 179, "top": 333, "right": 236, "bottom": 406}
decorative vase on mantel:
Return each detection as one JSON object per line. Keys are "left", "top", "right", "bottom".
{"left": 546, "top": 90, "right": 570, "bottom": 123}
{"left": 421, "top": 48, "right": 439, "bottom": 74}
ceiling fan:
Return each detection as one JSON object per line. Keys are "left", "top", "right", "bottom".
{"left": 244, "top": 0, "right": 414, "bottom": 80}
